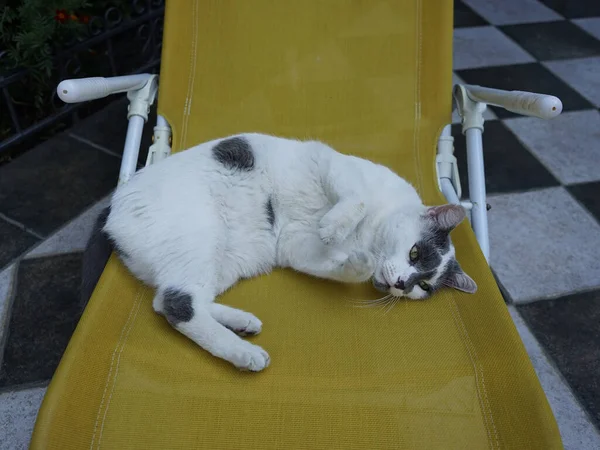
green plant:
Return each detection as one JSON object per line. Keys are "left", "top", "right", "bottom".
{"left": 0, "top": 0, "right": 138, "bottom": 146}
{"left": 0, "top": 0, "right": 92, "bottom": 77}
{"left": 1, "top": 0, "right": 94, "bottom": 121}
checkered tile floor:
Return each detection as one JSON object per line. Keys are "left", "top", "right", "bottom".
{"left": 453, "top": 2, "right": 600, "bottom": 445}
{"left": 1, "top": 1, "right": 600, "bottom": 448}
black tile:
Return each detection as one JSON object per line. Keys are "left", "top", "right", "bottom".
{"left": 71, "top": 97, "right": 156, "bottom": 166}
{"left": 451, "top": 121, "right": 559, "bottom": 196}
{"left": 456, "top": 63, "right": 594, "bottom": 118}
{"left": 568, "top": 181, "right": 600, "bottom": 222}
{"left": 0, "top": 134, "right": 119, "bottom": 236}
{"left": 0, "top": 253, "right": 84, "bottom": 387}
{"left": 500, "top": 21, "right": 600, "bottom": 61}
{"left": 518, "top": 290, "right": 600, "bottom": 428}
{"left": 0, "top": 220, "right": 39, "bottom": 269}
{"left": 492, "top": 269, "right": 512, "bottom": 304}
{"left": 454, "top": 1, "right": 489, "bottom": 28}
{"left": 539, "top": 0, "right": 600, "bottom": 19}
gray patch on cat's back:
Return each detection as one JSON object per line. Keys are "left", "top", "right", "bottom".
{"left": 212, "top": 136, "right": 254, "bottom": 171}
{"left": 266, "top": 196, "right": 275, "bottom": 227}
{"left": 163, "top": 288, "right": 194, "bottom": 325}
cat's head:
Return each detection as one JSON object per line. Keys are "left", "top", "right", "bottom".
{"left": 372, "top": 204, "right": 477, "bottom": 300}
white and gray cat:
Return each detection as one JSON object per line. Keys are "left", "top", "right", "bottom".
{"left": 89, "top": 133, "right": 476, "bottom": 372}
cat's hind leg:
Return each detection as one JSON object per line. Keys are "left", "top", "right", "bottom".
{"left": 209, "top": 303, "right": 262, "bottom": 336}
{"left": 153, "top": 286, "right": 270, "bottom": 371}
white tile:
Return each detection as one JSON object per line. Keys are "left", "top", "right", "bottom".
{"left": 545, "top": 57, "right": 600, "bottom": 108}
{"left": 0, "top": 387, "right": 46, "bottom": 450}
{"left": 463, "top": 0, "right": 562, "bottom": 25}
{"left": 26, "top": 196, "right": 111, "bottom": 258}
{"left": 451, "top": 73, "right": 497, "bottom": 124}
{"left": 489, "top": 187, "right": 600, "bottom": 303}
{"left": 509, "top": 307, "right": 600, "bottom": 450}
{"left": 504, "top": 110, "right": 600, "bottom": 185}
{"left": 0, "top": 264, "right": 14, "bottom": 312}
{"left": 574, "top": 17, "right": 600, "bottom": 41}
{"left": 0, "top": 264, "right": 16, "bottom": 351}
{"left": 453, "top": 26, "right": 535, "bottom": 70}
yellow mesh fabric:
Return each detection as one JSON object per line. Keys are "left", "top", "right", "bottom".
{"left": 31, "top": 1, "right": 562, "bottom": 448}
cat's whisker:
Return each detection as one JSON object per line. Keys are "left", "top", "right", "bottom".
{"left": 374, "top": 297, "right": 395, "bottom": 316}
{"left": 347, "top": 294, "right": 390, "bottom": 304}
{"left": 350, "top": 301, "right": 390, "bottom": 308}
{"left": 354, "top": 303, "right": 388, "bottom": 309}
{"left": 383, "top": 298, "right": 398, "bottom": 315}
{"left": 348, "top": 294, "right": 392, "bottom": 308}
{"left": 346, "top": 292, "right": 391, "bottom": 302}
{"left": 353, "top": 302, "right": 392, "bottom": 309}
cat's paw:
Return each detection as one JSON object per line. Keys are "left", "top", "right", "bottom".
{"left": 319, "top": 217, "right": 354, "bottom": 245}
{"left": 319, "top": 221, "right": 348, "bottom": 245}
{"left": 210, "top": 304, "right": 262, "bottom": 336}
{"left": 319, "top": 201, "right": 366, "bottom": 245}
{"left": 228, "top": 341, "right": 271, "bottom": 372}
{"left": 231, "top": 315, "right": 262, "bottom": 336}
{"left": 344, "top": 251, "right": 375, "bottom": 282}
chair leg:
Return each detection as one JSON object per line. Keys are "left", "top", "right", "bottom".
{"left": 119, "top": 115, "right": 146, "bottom": 184}
{"left": 436, "top": 124, "right": 480, "bottom": 250}
{"left": 453, "top": 85, "right": 491, "bottom": 262}
{"left": 119, "top": 75, "right": 159, "bottom": 184}
{"left": 465, "top": 127, "right": 490, "bottom": 261}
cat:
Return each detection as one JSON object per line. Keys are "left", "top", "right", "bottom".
{"left": 98, "top": 133, "right": 476, "bottom": 372}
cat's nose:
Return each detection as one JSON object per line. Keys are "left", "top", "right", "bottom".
{"left": 394, "top": 279, "right": 406, "bottom": 290}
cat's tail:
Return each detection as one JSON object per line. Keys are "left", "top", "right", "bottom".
{"left": 80, "top": 206, "right": 113, "bottom": 309}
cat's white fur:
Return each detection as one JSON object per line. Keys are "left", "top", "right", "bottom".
{"left": 104, "top": 133, "right": 475, "bottom": 372}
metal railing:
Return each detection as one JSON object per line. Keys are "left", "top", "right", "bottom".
{"left": 0, "top": 0, "right": 165, "bottom": 155}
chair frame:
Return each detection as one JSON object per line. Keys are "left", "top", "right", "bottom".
{"left": 57, "top": 75, "right": 563, "bottom": 262}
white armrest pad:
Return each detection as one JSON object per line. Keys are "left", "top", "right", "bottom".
{"left": 458, "top": 84, "right": 562, "bottom": 120}
{"left": 57, "top": 74, "right": 153, "bottom": 103}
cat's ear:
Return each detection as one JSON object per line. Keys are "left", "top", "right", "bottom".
{"left": 426, "top": 204, "right": 466, "bottom": 231}
{"left": 446, "top": 266, "right": 477, "bottom": 294}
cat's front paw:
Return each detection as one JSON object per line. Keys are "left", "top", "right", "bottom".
{"left": 318, "top": 219, "right": 351, "bottom": 246}
{"left": 228, "top": 341, "right": 271, "bottom": 372}
{"left": 343, "top": 251, "right": 375, "bottom": 282}
{"left": 319, "top": 201, "right": 366, "bottom": 245}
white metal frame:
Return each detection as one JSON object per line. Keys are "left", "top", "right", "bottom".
{"left": 56, "top": 76, "right": 564, "bottom": 263}
{"left": 438, "top": 84, "right": 563, "bottom": 262}
{"left": 57, "top": 74, "right": 172, "bottom": 184}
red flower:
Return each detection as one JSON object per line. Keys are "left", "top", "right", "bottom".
{"left": 80, "top": 15, "right": 90, "bottom": 24}
{"left": 54, "top": 9, "right": 68, "bottom": 23}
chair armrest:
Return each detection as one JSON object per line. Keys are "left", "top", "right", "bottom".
{"left": 57, "top": 74, "right": 154, "bottom": 103}
{"left": 454, "top": 84, "right": 562, "bottom": 120}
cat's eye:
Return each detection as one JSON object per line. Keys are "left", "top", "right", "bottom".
{"left": 418, "top": 281, "right": 430, "bottom": 291}
{"left": 409, "top": 245, "right": 419, "bottom": 261}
